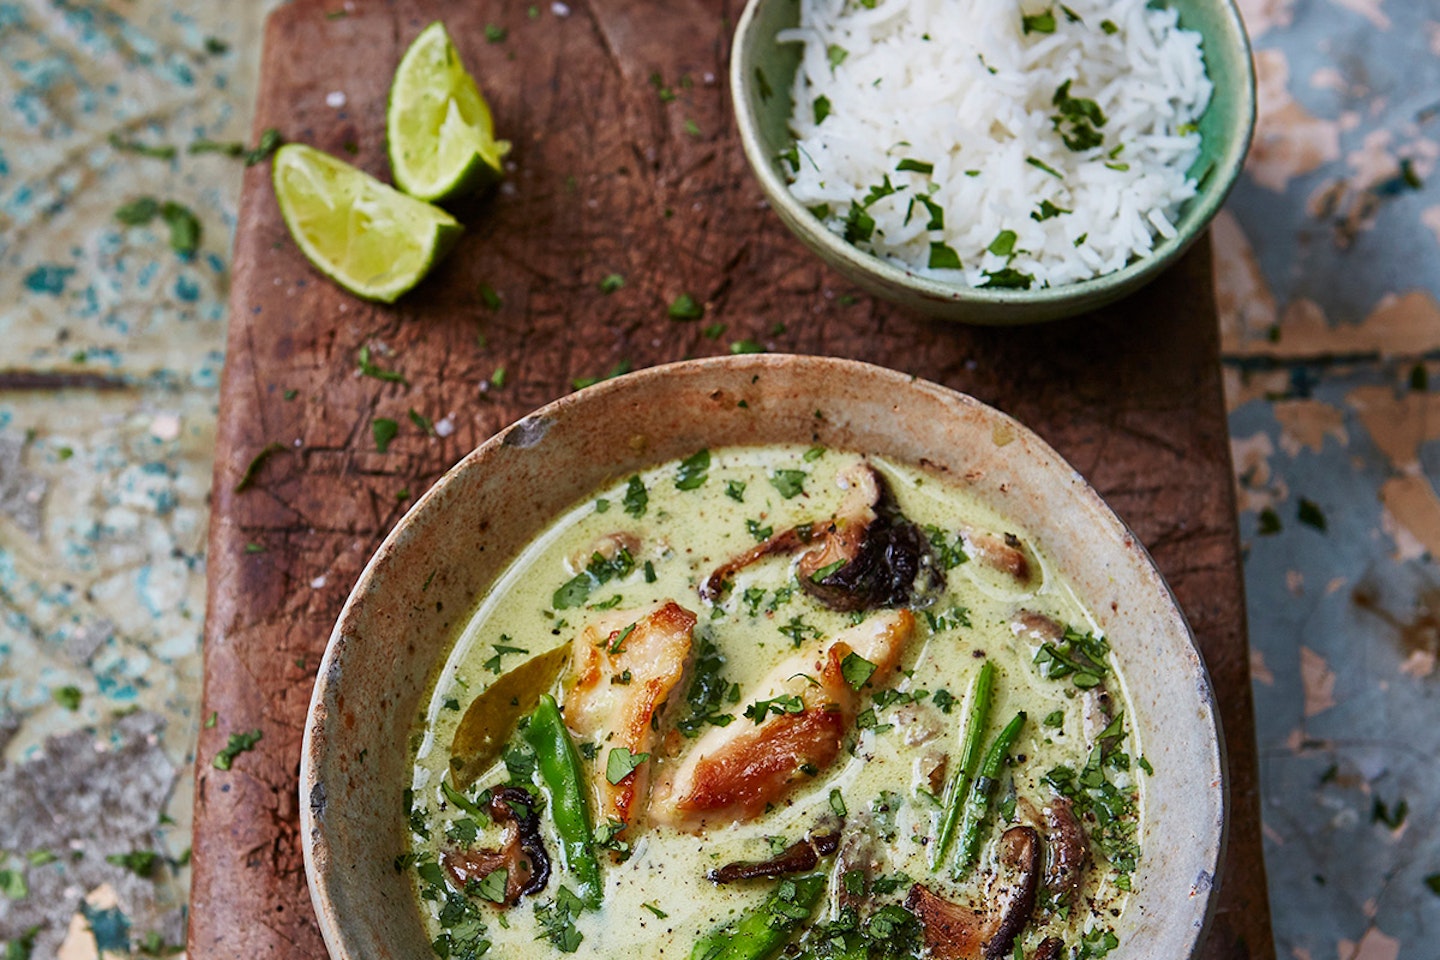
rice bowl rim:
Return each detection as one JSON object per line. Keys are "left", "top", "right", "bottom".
{"left": 730, "top": 0, "right": 1256, "bottom": 323}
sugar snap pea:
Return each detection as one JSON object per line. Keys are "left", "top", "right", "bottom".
{"left": 523, "top": 693, "right": 602, "bottom": 906}
{"left": 691, "top": 873, "right": 827, "bottom": 960}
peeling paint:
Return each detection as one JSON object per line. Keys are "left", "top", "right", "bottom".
{"left": 1300, "top": 646, "right": 1337, "bottom": 717}
{"left": 1274, "top": 399, "right": 1348, "bottom": 456}
{"left": 1247, "top": 50, "right": 1342, "bottom": 193}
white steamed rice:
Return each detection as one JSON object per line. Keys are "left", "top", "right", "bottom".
{"left": 779, "top": 0, "right": 1212, "bottom": 288}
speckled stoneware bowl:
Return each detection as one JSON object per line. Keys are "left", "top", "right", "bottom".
{"left": 731, "top": 0, "right": 1256, "bottom": 324}
{"left": 300, "top": 355, "right": 1226, "bottom": 959}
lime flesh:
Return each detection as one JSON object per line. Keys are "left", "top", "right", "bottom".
{"left": 272, "top": 143, "right": 462, "bottom": 303}
{"left": 388, "top": 21, "right": 510, "bottom": 202}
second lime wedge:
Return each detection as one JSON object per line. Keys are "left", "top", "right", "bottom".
{"left": 387, "top": 21, "right": 510, "bottom": 203}
{"left": 272, "top": 143, "right": 462, "bottom": 303}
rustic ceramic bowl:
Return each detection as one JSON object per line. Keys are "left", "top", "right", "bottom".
{"left": 730, "top": 0, "right": 1256, "bottom": 324}
{"left": 300, "top": 355, "right": 1226, "bottom": 959}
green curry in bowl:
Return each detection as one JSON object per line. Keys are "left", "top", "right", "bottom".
{"left": 406, "top": 446, "right": 1143, "bottom": 960}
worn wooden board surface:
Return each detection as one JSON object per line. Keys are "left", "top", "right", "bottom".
{"left": 187, "top": 1, "right": 1274, "bottom": 957}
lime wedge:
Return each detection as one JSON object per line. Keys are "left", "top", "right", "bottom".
{"left": 272, "top": 143, "right": 462, "bottom": 303}
{"left": 387, "top": 21, "right": 510, "bottom": 203}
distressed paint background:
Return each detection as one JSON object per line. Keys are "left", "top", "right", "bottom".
{"left": 0, "top": 0, "right": 1436, "bottom": 958}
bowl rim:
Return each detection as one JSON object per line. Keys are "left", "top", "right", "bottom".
{"left": 300, "top": 353, "right": 1228, "bottom": 960}
{"left": 729, "top": 0, "right": 1257, "bottom": 312}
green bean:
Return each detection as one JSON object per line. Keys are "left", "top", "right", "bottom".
{"left": 691, "top": 873, "right": 826, "bottom": 960}
{"left": 930, "top": 660, "right": 995, "bottom": 870}
{"left": 523, "top": 693, "right": 602, "bottom": 906}
{"left": 952, "top": 710, "right": 1027, "bottom": 878}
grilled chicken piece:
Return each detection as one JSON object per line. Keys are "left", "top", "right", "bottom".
{"left": 906, "top": 825, "right": 1042, "bottom": 960}
{"left": 702, "top": 462, "right": 936, "bottom": 612}
{"left": 563, "top": 601, "right": 696, "bottom": 835}
{"left": 650, "top": 610, "right": 914, "bottom": 830}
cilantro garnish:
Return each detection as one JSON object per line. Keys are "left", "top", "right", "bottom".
{"left": 840, "top": 652, "right": 877, "bottom": 690}
{"left": 623, "top": 475, "right": 648, "bottom": 517}
{"left": 743, "top": 694, "right": 804, "bottom": 724}
{"left": 213, "top": 729, "right": 263, "bottom": 770}
{"left": 675, "top": 448, "right": 711, "bottom": 490}
{"left": 605, "top": 746, "right": 650, "bottom": 784}
{"left": 769, "top": 469, "right": 806, "bottom": 498}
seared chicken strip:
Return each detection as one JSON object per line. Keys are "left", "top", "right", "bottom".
{"left": 650, "top": 609, "right": 915, "bottom": 830}
{"left": 563, "top": 601, "right": 696, "bottom": 835}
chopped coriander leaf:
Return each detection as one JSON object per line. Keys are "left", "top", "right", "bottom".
{"left": 553, "top": 549, "right": 636, "bottom": 609}
{"left": 26, "top": 851, "right": 57, "bottom": 867}
{"left": 1137, "top": 755, "right": 1154, "bottom": 775}
{"left": 188, "top": 138, "right": 245, "bottom": 157}
{"left": 594, "top": 498, "right": 610, "bottom": 514}
{"left": 1060, "top": 3, "right": 1082, "bottom": 21}
{"left": 684, "top": 118, "right": 702, "bottom": 138}
{"left": 1022, "top": 8, "right": 1057, "bottom": 33}
{"left": 213, "top": 729, "right": 263, "bottom": 770}
{"left": 1032, "top": 199, "right": 1070, "bottom": 221}
{"left": 862, "top": 174, "right": 897, "bottom": 206}
{"left": 234, "top": 442, "right": 288, "bottom": 493}
{"left": 115, "top": 196, "right": 160, "bottom": 225}
{"left": 928, "top": 241, "right": 962, "bottom": 270}
{"left": 1257, "top": 507, "right": 1282, "bottom": 534}
{"left": 642, "top": 902, "right": 668, "bottom": 919}
{"left": 1052, "top": 79, "right": 1108, "bottom": 152}
{"left": 829, "top": 788, "right": 847, "bottom": 816}
{"left": 0, "top": 869, "right": 28, "bottom": 899}
{"left": 109, "top": 133, "right": 176, "bottom": 159}
{"left": 804, "top": 445, "right": 826, "bottom": 461}
{"left": 475, "top": 867, "right": 509, "bottom": 903}
{"left": 897, "top": 158, "right": 933, "bottom": 174}
{"left": 778, "top": 615, "right": 822, "bottom": 647}
{"left": 702, "top": 321, "right": 727, "bottom": 339}
{"left": 623, "top": 475, "right": 648, "bottom": 517}
{"left": 988, "top": 230, "right": 1018, "bottom": 257}
{"left": 1100, "top": 18, "right": 1119, "bottom": 33}
{"left": 844, "top": 201, "right": 876, "bottom": 243}
{"left": 827, "top": 44, "right": 848, "bottom": 68}
{"left": 924, "top": 525, "right": 967, "bottom": 569}
{"left": 372, "top": 417, "right": 399, "bottom": 453}
{"left": 743, "top": 693, "right": 804, "bottom": 723}
{"left": 606, "top": 746, "right": 650, "bottom": 784}
{"left": 919, "top": 195, "right": 945, "bottom": 230}
{"left": 811, "top": 560, "right": 845, "bottom": 582}
{"left": 105, "top": 851, "right": 159, "bottom": 878}
{"left": 52, "top": 685, "right": 82, "bottom": 711}
{"left": 931, "top": 688, "right": 957, "bottom": 714}
{"left": 770, "top": 469, "right": 807, "bottom": 498}
{"left": 980, "top": 267, "right": 1035, "bottom": 290}
{"left": 535, "top": 886, "right": 585, "bottom": 952}
{"left": 1043, "top": 709, "right": 1065, "bottom": 727}
{"left": 608, "top": 623, "right": 637, "bottom": 654}
{"left": 357, "top": 345, "right": 407, "bottom": 383}
{"left": 725, "top": 479, "right": 747, "bottom": 502}
{"left": 204, "top": 36, "right": 230, "bottom": 54}
{"left": 491, "top": 366, "right": 508, "bottom": 388}
{"left": 675, "top": 448, "right": 711, "bottom": 490}
{"left": 747, "top": 518, "right": 774, "bottom": 541}
{"left": 643, "top": 560, "right": 657, "bottom": 583}
{"left": 243, "top": 128, "right": 284, "bottom": 166}
{"left": 1026, "top": 155, "right": 1064, "bottom": 178}
{"left": 668, "top": 292, "right": 704, "bottom": 320}
{"left": 478, "top": 283, "right": 503, "bottom": 310}
{"left": 813, "top": 94, "right": 832, "bottom": 124}
{"left": 599, "top": 272, "right": 625, "bottom": 293}
{"left": 840, "top": 652, "right": 877, "bottom": 690}
{"left": 730, "top": 339, "right": 766, "bottom": 354}
{"left": 160, "top": 201, "right": 202, "bottom": 257}
{"left": 484, "top": 23, "right": 507, "bottom": 42}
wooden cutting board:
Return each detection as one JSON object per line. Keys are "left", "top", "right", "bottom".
{"left": 188, "top": 1, "right": 1273, "bottom": 957}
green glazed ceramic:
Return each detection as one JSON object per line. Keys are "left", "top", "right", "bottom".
{"left": 731, "top": 0, "right": 1256, "bottom": 325}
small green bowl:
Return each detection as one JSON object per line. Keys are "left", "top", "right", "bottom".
{"left": 731, "top": 0, "right": 1256, "bottom": 325}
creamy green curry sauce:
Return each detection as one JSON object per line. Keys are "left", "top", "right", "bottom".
{"left": 407, "top": 446, "right": 1144, "bottom": 960}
